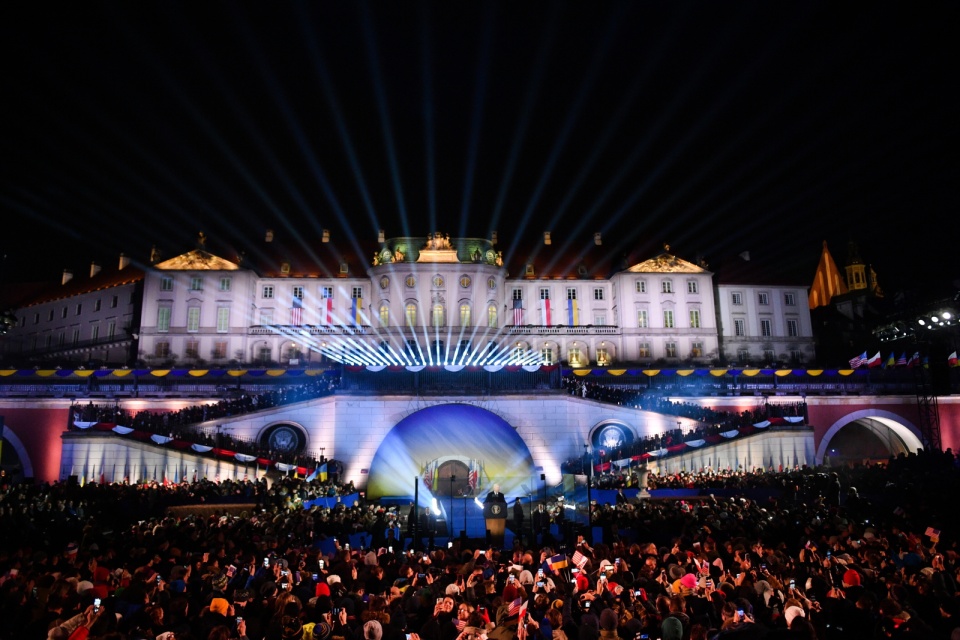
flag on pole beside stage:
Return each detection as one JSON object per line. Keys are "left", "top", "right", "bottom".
{"left": 848, "top": 351, "right": 867, "bottom": 368}
{"left": 866, "top": 352, "right": 882, "bottom": 368}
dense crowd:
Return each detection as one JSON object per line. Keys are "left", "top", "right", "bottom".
{"left": 69, "top": 377, "right": 340, "bottom": 466}
{"left": 3, "top": 449, "right": 960, "bottom": 640}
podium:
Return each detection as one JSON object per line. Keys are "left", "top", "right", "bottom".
{"left": 483, "top": 501, "right": 508, "bottom": 547}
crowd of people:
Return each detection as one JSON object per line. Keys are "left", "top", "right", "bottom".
{"left": 68, "top": 377, "right": 340, "bottom": 467}
{"left": 2, "top": 448, "right": 960, "bottom": 640}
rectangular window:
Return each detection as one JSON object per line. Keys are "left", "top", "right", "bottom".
{"left": 62, "top": 307, "right": 68, "bottom": 319}
{"left": 593, "top": 288, "right": 604, "bottom": 300}
{"left": 787, "top": 319, "right": 799, "bottom": 337}
{"left": 784, "top": 292, "right": 797, "bottom": 306}
{"left": 734, "top": 318, "right": 746, "bottom": 337}
{"left": 185, "top": 340, "right": 200, "bottom": 358}
{"left": 321, "top": 286, "right": 333, "bottom": 299}
{"left": 665, "top": 342, "right": 677, "bottom": 358}
{"left": 219, "top": 277, "right": 231, "bottom": 291}
{"left": 760, "top": 318, "right": 772, "bottom": 337}
{"left": 566, "top": 288, "right": 577, "bottom": 300}
{"left": 75, "top": 303, "right": 82, "bottom": 316}
{"left": 758, "top": 292, "right": 769, "bottom": 305}
{"left": 738, "top": 348, "right": 750, "bottom": 363}
{"left": 260, "top": 309, "right": 273, "bottom": 326}
{"left": 662, "top": 280, "right": 673, "bottom": 293}
{"left": 594, "top": 314, "right": 606, "bottom": 325}
{"left": 111, "top": 295, "right": 118, "bottom": 308}
{"left": 540, "top": 348, "right": 555, "bottom": 365}
{"left": 157, "top": 307, "right": 171, "bottom": 333}
{"left": 637, "top": 309, "right": 648, "bottom": 328}
{"left": 691, "top": 341, "right": 703, "bottom": 357}
{"left": 292, "top": 286, "right": 304, "bottom": 299}
{"left": 687, "top": 280, "right": 698, "bottom": 294}
{"left": 34, "top": 313, "right": 40, "bottom": 324}
{"left": 107, "top": 321, "right": 116, "bottom": 338}
{"left": 635, "top": 280, "right": 646, "bottom": 293}
{"left": 262, "top": 285, "right": 274, "bottom": 299}
{"left": 731, "top": 292, "right": 743, "bottom": 305}
{"left": 539, "top": 287, "right": 550, "bottom": 300}
{"left": 512, "top": 288, "right": 523, "bottom": 301}
{"left": 72, "top": 328, "right": 80, "bottom": 345}
{"left": 352, "top": 287, "right": 362, "bottom": 299}
{"left": 638, "top": 342, "right": 651, "bottom": 358}
{"left": 187, "top": 307, "right": 200, "bottom": 333}
{"left": 48, "top": 309, "right": 54, "bottom": 321}
{"left": 160, "top": 277, "right": 173, "bottom": 291}
{"left": 91, "top": 324, "right": 99, "bottom": 341}
{"left": 217, "top": 307, "right": 230, "bottom": 333}
{"left": 689, "top": 309, "right": 701, "bottom": 328}
{"left": 213, "top": 341, "right": 228, "bottom": 360}
{"left": 663, "top": 310, "right": 674, "bottom": 328}
{"left": 190, "top": 277, "right": 203, "bottom": 291}
{"left": 790, "top": 349, "right": 802, "bottom": 363}
{"left": 94, "top": 299, "right": 101, "bottom": 312}
{"left": 155, "top": 341, "right": 170, "bottom": 358}
{"left": 764, "top": 348, "right": 776, "bottom": 362}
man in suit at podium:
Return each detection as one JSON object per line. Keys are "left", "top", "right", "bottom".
{"left": 484, "top": 484, "right": 506, "bottom": 506}
{"left": 483, "top": 484, "right": 508, "bottom": 546}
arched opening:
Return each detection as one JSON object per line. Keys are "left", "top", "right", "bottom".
{"left": 434, "top": 459, "right": 472, "bottom": 496}
{"left": 816, "top": 410, "right": 924, "bottom": 466}
{"left": 1, "top": 425, "right": 34, "bottom": 481}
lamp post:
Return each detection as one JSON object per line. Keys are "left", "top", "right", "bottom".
{"left": 585, "top": 443, "right": 593, "bottom": 543}
{"left": 449, "top": 474, "right": 456, "bottom": 539}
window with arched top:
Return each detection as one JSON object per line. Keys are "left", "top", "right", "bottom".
{"left": 460, "top": 302, "right": 471, "bottom": 327}
{"left": 487, "top": 303, "right": 498, "bottom": 328}
{"left": 432, "top": 303, "right": 445, "bottom": 327}
{"left": 379, "top": 303, "right": 390, "bottom": 328}
{"left": 405, "top": 303, "right": 418, "bottom": 328}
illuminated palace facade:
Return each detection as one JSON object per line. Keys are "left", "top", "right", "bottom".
{"left": 128, "top": 232, "right": 814, "bottom": 369}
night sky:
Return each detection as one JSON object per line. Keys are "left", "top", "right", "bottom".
{"left": 2, "top": 2, "right": 957, "bottom": 292}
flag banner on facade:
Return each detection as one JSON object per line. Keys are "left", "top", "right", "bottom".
{"left": 191, "top": 444, "right": 213, "bottom": 453}
{"left": 150, "top": 434, "right": 173, "bottom": 445}
{"left": 291, "top": 296, "right": 303, "bottom": 326}
{"left": 753, "top": 421, "right": 771, "bottom": 428}
{"left": 513, "top": 298, "right": 523, "bottom": 325}
{"left": 235, "top": 453, "right": 256, "bottom": 462}
{"left": 325, "top": 297, "right": 333, "bottom": 325}
{"left": 541, "top": 299, "right": 551, "bottom": 326}
{"left": 720, "top": 430, "right": 740, "bottom": 438}
{"left": 73, "top": 421, "right": 97, "bottom": 429}
{"left": 112, "top": 426, "right": 134, "bottom": 435}
{"left": 785, "top": 416, "right": 804, "bottom": 423}
{"left": 567, "top": 298, "right": 579, "bottom": 325}
{"left": 352, "top": 297, "right": 363, "bottom": 327}
{"left": 685, "top": 439, "right": 706, "bottom": 448}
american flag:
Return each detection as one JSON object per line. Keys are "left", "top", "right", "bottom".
{"left": 513, "top": 298, "right": 523, "bottom": 325}
{"left": 896, "top": 352, "right": 908, "bottom": 366}
{"left": 291, "top": 297, "right": 303, "bottom": 326}
{"left": 572, "top": 550, "right": 589, "bottom": 569}
{"left": 468, "top": 460, "right": 479, "bottom": 492}
{"left": 507, "top": 597, "right": 524, "bottom": 618}
{"left": 848, "top": 351, "right": 867, "bottom": 368}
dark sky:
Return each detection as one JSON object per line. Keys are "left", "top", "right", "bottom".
{"left": 2, "top": 2, "right": 957, "bottom": 291}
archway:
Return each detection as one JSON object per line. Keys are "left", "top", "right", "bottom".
{"left": 0, "top": 424, "right": 34, "bottom": 480}
{"left": 365, "top": 403, "right": 536, "bottom": 503}
{"left": 815, "top": 409, "right": 924, "bottom": 465}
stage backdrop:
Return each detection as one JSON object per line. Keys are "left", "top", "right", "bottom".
{"left": 365, "top": 403, "right": 536, "bottom": 503}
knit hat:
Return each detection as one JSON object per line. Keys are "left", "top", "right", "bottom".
{"left": 211, "top": 573, "right": 229, "bottom": 591}
{"left": 364, "top": 620, "right": 383, "bottom": 640}
{"left": 784, "top": 605, "right": 805, "bottom": 627}
{"left": 599, "top": 608, "right": 618, "bottom": 631}
{"left": 662, "top": 617, "right": 683, "bottom": 640}
{"left": 842, "top": 569, "right": 861, "bottom": 587}
{"left": 680, "top": 573, "right": 698, "bottom": 590}
{"left": 210, "top": 598, "right": 230, "bottom": 616}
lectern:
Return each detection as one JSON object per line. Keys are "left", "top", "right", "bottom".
{"left": 483, "top": 500, "right": 507, "bottom": 547}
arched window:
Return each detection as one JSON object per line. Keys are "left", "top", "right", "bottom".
{"left": 405, "top": 303, "right": 418, "bottom": 328}
{"left": 432, "top": 303, "right": 445, "bottom": 328}
{"left": 379, "top": 303, "right": 390, "bottom": 328}
{"left": 460, "top": 303, "right": 471, "bottom": 327}
{"left": 487, "top": 303, "right": 498, "bottom": 328}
